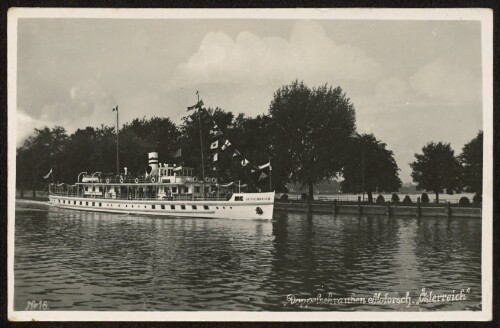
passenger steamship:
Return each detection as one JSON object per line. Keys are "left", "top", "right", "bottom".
{"left": 49, "top": 152, "right": 274, "bottom": 220}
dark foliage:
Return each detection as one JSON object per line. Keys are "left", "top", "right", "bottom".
{"left": 421, "top": 193, "right": 430, "bottom": 204}
{"left": 376, "top": 194, "right": 385, "bottom": 204}
{"left": 269, "top": 80, "right": 356, "bottom": 200}
{"left": 410, "top": 142, "right": 461, "bottom": 203}
{"left": 391, "top": 193, "right": 400, "bottom": 203}
{"left": 459, "top": 131, "right": 483, "bottom": 194}
{"left": 402, "top": 195, "right": 412, "bottom": 204}
{"left": 473, "top": 193, "right": 482, "bottom": 204}
{"left": 459, "top": 197, "right": 471, "bottom": 205}
{"left": 342, "top": 133, "right": 402, "bottom": 202}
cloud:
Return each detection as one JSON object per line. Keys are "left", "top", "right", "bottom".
{"left": 16, "top": 109, "right": 50, "bottom": 146}
{"left": 31, "top": 79, "right": 113, "bottom": 125}
{"left": 169, "top": 20, "right": 382, "bottom": 89}
{"left": 409, "top": 57, "right": 481, "bottom": 104}
{"left": 16, "top": 79, "right": 114, "bottom": 146}
{"left": 69, "top": 79, "right": 112, "bottom": 114}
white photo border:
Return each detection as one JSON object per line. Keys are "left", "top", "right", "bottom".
{"left": 7, "top": 7, "right": 494, "bottom": 322}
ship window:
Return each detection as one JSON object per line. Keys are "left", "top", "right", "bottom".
{"left": 181, "top": 205, "right": 186, "bottom": 210}
{"left": 170, "top": 205, "right": 175, "bottom": 210}
{"left": 172, "top": 187, "right": 177, "bottom": 193}
{"left": 86, "top": 202, "right": 88, "bottom": 206}
{"left": 152, "top": 205, "right": 156, "bottom": 210}
{"left": 192, "top": 205, "right": 197, "bottom": 210}
{"left": 161, "top": 205, "right": 165, "bottom": 210}
{"left": 184, "top": 187, "right": 189, "bottom": 193}
{"left": 216, "top": 207, "right": 219, "bottom": 209}
{"left": 195, "top": 187, "right": 200, "bottom": 193}
{"left": 80, "top": 201, "right": 82, "bottom": 205}
{"left": 99, "top": 203, "right": 102, "bottom": 207}
{"left": 204, "top": 205, "right": 209, "bottom": 210}
{"left": 92, "top": 202, "right": 95, "bottom": 206}
{"left": 235, "top": 196, "right": 243, "bottom": 201}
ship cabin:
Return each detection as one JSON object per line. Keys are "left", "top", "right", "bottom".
{"left": 77, "top": 168, "right": 219, "bottom": 201}
{"left": 50, "top": 152, "right": 247, "bottom": 201}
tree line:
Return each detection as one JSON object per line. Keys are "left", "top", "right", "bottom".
{"left": 16, "top": 80, "right": 483, "bottom": 202}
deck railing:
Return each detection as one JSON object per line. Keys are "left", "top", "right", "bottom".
{"left": 49, "top": 191, "right": 229, "bottom": 202}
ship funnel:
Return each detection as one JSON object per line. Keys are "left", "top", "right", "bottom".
{"left": 148, "top": 152, "right": 159, "bottom": 176}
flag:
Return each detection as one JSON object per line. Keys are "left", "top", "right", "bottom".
{"left": 241, "top": 159, "right": 249, "bottom": 167}
{"left": 112, "top": 106, "right": 118, "bottom": 112}
{"left": 213, "top": 153, "right": 218, "bottom": 162}
{"left": 171, "top": 148, "right": 182, "bottom": 158}
{"left": 258, "top": 162, "right": 270, "bottom": 170}
{"left": 187, "top": 99, "right": 204, "bottom": 111}
{"left": 221, "top": 139, "right": 231, "bottom": 150}
{"left": 258, "top": 172, "right": 268, "bottom": 181}
{"left": 210, "top": 140, "right": 218, "bottom": 149}
{"left": 43, "top": 168, "right": 53, "bottom": 179}
{"left": 232, "top": 150, "right": 241, "bottom": 158}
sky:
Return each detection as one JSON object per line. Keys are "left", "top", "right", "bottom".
{"left": 15, "top": 17, "right": 483, "bottom": 183}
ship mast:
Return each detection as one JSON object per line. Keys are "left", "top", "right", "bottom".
{"left": 113, "top": 105, "right": 120, "bottom": 175}
{"left": 196, "top": 91, "right": 206, "bottom": 194}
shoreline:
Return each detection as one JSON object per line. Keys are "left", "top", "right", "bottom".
{"left": 275, "top": 201, "right": 481, "bottom": 218}
{"left": 15, "top": 198, "right": 481, "bottom": 219}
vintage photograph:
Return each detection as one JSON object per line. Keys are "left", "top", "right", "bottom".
{"left": 7, "top": 8, "right": 492, "bottom": 321}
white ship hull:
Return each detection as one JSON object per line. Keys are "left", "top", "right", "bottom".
{"left": 48, "top": 192, "right": 275, "bottom": 220}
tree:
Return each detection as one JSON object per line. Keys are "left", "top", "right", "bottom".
{"left": 459, "top": 131, "right": 483, "bottom": 194}
{"left": 269, "top": 80, "right": 356, "bottom": 200}
{"left": 410, "top": 142, "right": 461, "bottom": 203}
{"left": 62, "top": 126, "right": 116, "bottom": 181}
{"left": 16, "top": 126, "right": 69, "bottom": 197}
{"left": 121, "top": 116, "right": 180, "bottom": 174}
{"left": 341, "top": 133, "right": 402, "bottom": 202}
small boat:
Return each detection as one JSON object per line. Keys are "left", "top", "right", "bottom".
{"left": 49, "top": 151, "right": 274, "bottom": 220}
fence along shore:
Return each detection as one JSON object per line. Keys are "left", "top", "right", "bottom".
{"left": 275, "top": 196, "right": 481, "bottom": 218}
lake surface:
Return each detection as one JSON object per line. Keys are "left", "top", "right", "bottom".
{"left": 14, "top": 201, "right": 481, "bottom": 311}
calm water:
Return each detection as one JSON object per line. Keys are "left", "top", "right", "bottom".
{"left": 14, "top": 201, "right": 481, "bottom": 311}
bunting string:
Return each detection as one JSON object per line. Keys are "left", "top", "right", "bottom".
{"left": 191, "top": 103, "right": 271, "bottom": 183}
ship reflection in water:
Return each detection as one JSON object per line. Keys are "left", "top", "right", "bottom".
{"left": 14, "top": 202, "right": 481, "bottom": 311}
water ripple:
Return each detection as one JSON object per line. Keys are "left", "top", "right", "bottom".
{"left": 14, "top": 203, "right": 481, "bottom": 311}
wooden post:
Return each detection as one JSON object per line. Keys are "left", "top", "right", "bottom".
{"left": 333, "top": 199, "right": 338, "bottom": 215}
{"left": 446, "top": 201, "right": 451, "bottom": 218}
{"left": 386, "top": 203, "right": 391, "bottom": 217}
{"left": 417, "top": 197, "right": 421, "bottom": 218}
{"left": 357, "top": 196, "right": 362, "bottom": 215}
